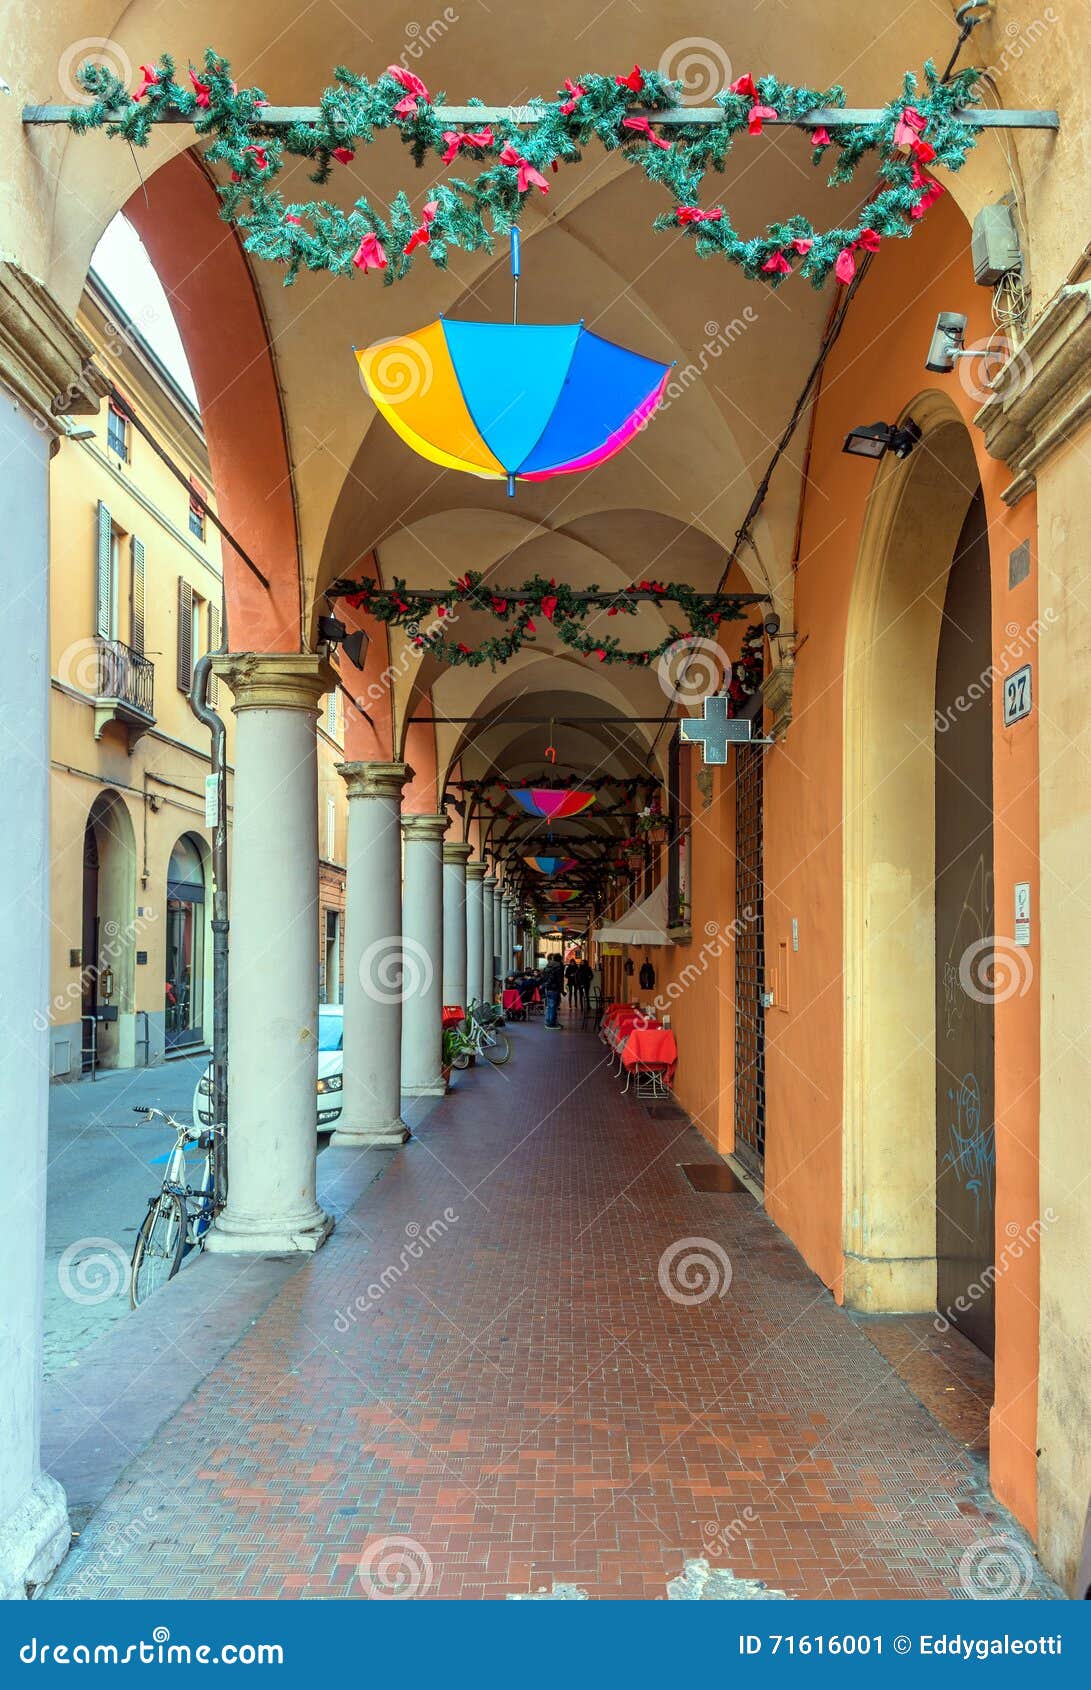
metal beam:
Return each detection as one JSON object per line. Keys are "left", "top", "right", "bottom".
{"left": 22, "top": 103, "right": 1059, "bottom": 130}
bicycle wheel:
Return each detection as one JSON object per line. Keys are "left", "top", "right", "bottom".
{"left": 130, "top": 1192, "right": 186, "bottom": 1308}
{"left": 451, "top": 1048, "right": 471, "bottom": 1070}
{"left": 485, "top": 1031, "right": 512, "bottom": 1066}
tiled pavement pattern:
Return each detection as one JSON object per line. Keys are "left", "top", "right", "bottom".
{"left": 47, "top": 1021, "right": 1058, "bottom": 1600}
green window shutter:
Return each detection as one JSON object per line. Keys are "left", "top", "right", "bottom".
{"left": 130, "top": 538, "right": 145, "bottom": 654}
{"left": 177, "top": 577, "right": 193, "bottom": 694}
{"left": 207, "top": 602, "right": 220, "bottom": 703}
{"left": 95, "top": 501, "right": 112, "bottom": 639}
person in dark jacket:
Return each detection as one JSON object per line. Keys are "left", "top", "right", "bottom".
{"left": 542, "top": 957, "right": 565, "bottom": 1029}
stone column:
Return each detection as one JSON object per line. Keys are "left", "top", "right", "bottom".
{"left": 401, "top": 814, "right": 449, "bottom": 1095}
{"left": 442, "top": 841, "right": 472, "bottom": 1010}
{"left": 482, "top": 875, "right": 497, "bottom": 1003}
{"left": 465, "top": 860, "right": 486, "bottom": 1012}
{"left": 332, "top": 762, "right": 412, "bottom": 1148}
{"left": 206, "top": 653, "right": 334, "bottom": 1255}
{"left": 0, "top": 264, "right": 108, "bottom": 1599}
{"left": 493, "top": 882, "right": 505, "bottom": 985}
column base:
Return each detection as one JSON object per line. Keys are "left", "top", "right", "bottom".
{"left": 205, "top": 1203, "right": 333, "bottom": 1256}
{"left": 330, "top": 1119, "right": 410, "bottom": 1149}
{"left": 402, "top": 1080, "right": 448, "bottom": 1098}
{"left": 0, "top": 1473, "right": 70, "bottom": 1600}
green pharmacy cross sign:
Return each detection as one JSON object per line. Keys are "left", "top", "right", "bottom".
{"left": 680, "top": 696, "right": 754, "bottom": 765}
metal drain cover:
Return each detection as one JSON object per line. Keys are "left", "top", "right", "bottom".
{"left": 680, "top": 1162, "right": 747, "bottom": 1194}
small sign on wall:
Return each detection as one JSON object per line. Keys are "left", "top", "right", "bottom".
{"left": 1003, "top": 663, "right": 1033, "bottom": 727}
{"left": 1014, "top": 881, "right": 1031, "bottom": 947}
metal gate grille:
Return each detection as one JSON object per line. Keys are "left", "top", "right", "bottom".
{"left": 734, "top": 744, "right": 766, "bottom": 1177}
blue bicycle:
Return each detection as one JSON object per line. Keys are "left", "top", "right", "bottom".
{"left": 129, "top": 1105, "right": 222, "bottom": 1307}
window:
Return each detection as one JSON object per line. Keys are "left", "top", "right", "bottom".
{"left": 176, "top": 580, "right": 205, "bottom": 694}
{"left": 325, "top": 689, "right": 339, "bottom": 738}
{"left": 95, "top": 502, "right": 121, "bottom": 642}
{"left": 188, "top": 478, "right": 207, "bottom": 541}
{"left": 106, "top": 404, "right": 129, "bottom": 462}
{"left": 325, "top": 796, "right": 337, "bottom": 862}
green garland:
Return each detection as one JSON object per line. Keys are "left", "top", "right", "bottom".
{"left": 337, "top": 570, "right": 746, "bottom": 669}
{"left": 70, "top": 51, "right": 980, "bottom": 291}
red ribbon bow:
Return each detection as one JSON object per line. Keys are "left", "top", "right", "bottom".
{"left": 403, "top": 200, "right": 439, "bottom": 255}
{"left": 747, "top": 104, "right": 778, "bottom": 135}
{"left": 352, "top": 232, "right": 388, "bottom": 273}
{"left": 910, "top": 169, "right": 945, "bottom": 220}
{"left": 892, "top": 105, "right": 927, "bottom": 148}
{"left": 541, "top": 595, "right": 559, "bottom": 622}
{"left": 441, "top": 127, "right": 495, "bottom": 163}
{"left": 387, "top": 66, "right": 430, "bottom": 100}
{"left": 677, "top": 205, "right": 723, "bottom": 225}
{"left": 616, "top": 65, "right": 645, "bottom": 92}
{"left": 622, "top": 115, "right": 671, "bottom": 151}
{"left": 332, "top": 146, "right": 356, "bottom": 165}
{"left": 729, "top": 73, "right": 758, "bottom": 99}
{"left": 134, "top": 64, "right": 159, "bottom": 101}
{"left": 244, "top": 144, "right": 270, "bottom": 172}
{"left": 189, "top": 71, "right": 211, "bottom": 109}
{"left": 834, "top": 227, "right": 881, "bottom": 284}
{"left": 812, "top": 126, "right": 831, "bottom": 148}
{"left": 560, "top": 79, "right": 585, "bottom": 115}
{"left": 499, "top": 145, "right": 550, "bottom": 194}
{"left": 762, "top": 251, "right": 792, "bottom": 276}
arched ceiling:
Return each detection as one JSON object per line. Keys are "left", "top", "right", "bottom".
{"left": 7, "top": 0, "right": 1082, "bottom": 874}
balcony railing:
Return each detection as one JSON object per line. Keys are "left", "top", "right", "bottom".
{"left": 97, "top": 638, "right": 154, "bottom": 720}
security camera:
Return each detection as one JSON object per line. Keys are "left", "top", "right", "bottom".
{"left": 926, "top": 311, "right": 969, "bottom": 373}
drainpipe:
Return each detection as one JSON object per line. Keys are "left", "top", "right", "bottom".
{"left": 189, "top": 642, "right": 229, "bottom": 1205}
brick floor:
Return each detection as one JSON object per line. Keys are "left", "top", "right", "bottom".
{"left": 47, "top": 1021, "right": 1058, "bottom": 1600}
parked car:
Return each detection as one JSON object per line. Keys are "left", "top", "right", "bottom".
{"left": 192, "top": 1004, "right": 344, "bottom": 1134}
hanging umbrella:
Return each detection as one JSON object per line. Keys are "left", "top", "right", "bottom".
{"left": 546, "top": 888, "right": 581, "bottom": 904}
{"left": 356, "top": 319, "right": 671, "bottom": 497}
{"left": 512, "top": 788, "right": 595, "bottom": 820}
{"left": 524, "top": 855, "right": 579, "bottom": 876}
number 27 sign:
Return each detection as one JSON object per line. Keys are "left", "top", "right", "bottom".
{"left": 1003, "top": 663, "right": 1032, "bottom": 727}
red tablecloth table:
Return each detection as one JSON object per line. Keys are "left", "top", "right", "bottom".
{"left": 501, "top": 988, "right": 523, "bottom": 1013}
{"left": 620, "top": 1027, "right": 678, "bottom": 1082}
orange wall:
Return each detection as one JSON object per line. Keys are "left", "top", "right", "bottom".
{"left": 648, "top": 193, "right": 1040, "bottom": 1535}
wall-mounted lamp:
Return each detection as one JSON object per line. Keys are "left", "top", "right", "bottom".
{"left": 841, "top": 419, "right": 921, "bottom": 461}
{"left": 318, "top": 614, "right": 370, "bottom": 670}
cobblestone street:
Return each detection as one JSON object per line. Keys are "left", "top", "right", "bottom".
{"left": 47, "top": 1022, "right": 1058, "bottom": 1601}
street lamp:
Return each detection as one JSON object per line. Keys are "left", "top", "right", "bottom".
{"left": 841, "top": 419, "right": 921, "bottom": 461}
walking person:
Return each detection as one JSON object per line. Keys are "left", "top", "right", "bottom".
{"left": 542, "top": 956, "right": 565, "bottom": 1030}
{"left": 565, "top": 957, "right": 580, "bottom": 1012}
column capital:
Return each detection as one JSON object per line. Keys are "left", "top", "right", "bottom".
{"left": 402, "top": 813, "right": 449, "bottom": 842}
{"left": 338, "top": 760, "right": 412, "bottom": 801}
{"left": 443, "top": 840, "right": 473, "bottom": 865}
{"left": 465, "top": 860, "right": 488, "bottom": 882}
{"left": 0, "top": 262, "right": 109, "bottom": 429}
{"left": 976, "top": 281, "right": 1091, "bottom": 504}
{"left": 212, "top": 651, "right": 335, "bottom": 714}
{"left": 483, "top": 874, "right": 498, "bottom": 891}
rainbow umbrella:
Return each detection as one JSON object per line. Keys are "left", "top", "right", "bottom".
{"left": 356, "top": 320, "right": 671, "bottom": 497}
{"left": 546, "top": 889, "right": 581, "bottom": 904}
{"left": 512, "top": 789, "right": 595, "bottom": 820}
{"left": 524, "top": 855, "right": 579, "bottom": 876}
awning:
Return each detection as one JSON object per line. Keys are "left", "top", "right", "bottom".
{"left": 592, "top": 877, "right": 674, "bottom": 947}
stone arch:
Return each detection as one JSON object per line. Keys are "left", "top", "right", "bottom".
{"left": 841, "top": 389, "right": 982, "bottom": 1313}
